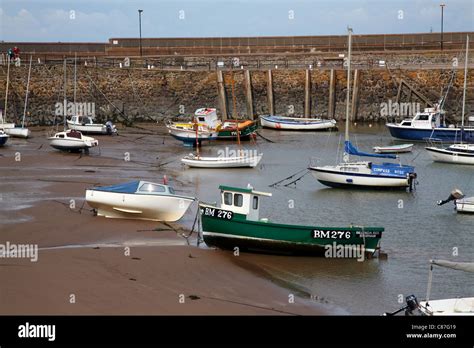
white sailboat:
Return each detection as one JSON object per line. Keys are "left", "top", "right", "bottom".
{"left": 1, "top": 56, "right": 15, "bottom": 131}
{"left": 426, "top": 35, "right": 474, "bottom": 164}
{"left": 4, "top": 56, "right": 32, "bottom": 138}
{"left": 48, "top": 59, "right": 98, "bottom": 152}
{"left": 308, "top": 28, "right": 417, "bottom": 190}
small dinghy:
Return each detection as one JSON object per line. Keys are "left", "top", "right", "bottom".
{"left": 86, "top": 180, "right": 195, "bottom": 222}
{"left": 260, "top": 115, "right": 337, "bottom": 131}
{"left": 373, "top": 143, "right": 413, "bottom": 154}
{"left": 48, "top": 129, "right": 98, "bottom": 152}
{"left": 181, "top": 152, "right": 263, "bottom": 168}
{"left": 437, "top": 189, "right": 474, "bottom": 214}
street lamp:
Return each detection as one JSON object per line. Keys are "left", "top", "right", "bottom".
{"left": 138, "top": 9, "right": 143, "bottom": 57}
{"left": 440, "top": 3, "right": 445, "bottom": 51}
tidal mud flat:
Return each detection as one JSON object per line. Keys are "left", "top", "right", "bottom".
{"left": 0, "top": 125, "right": 339, "bottom": 315}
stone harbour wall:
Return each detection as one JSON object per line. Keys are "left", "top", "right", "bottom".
{"left": 0, "top": 60, "right": 473, "bottom": 126}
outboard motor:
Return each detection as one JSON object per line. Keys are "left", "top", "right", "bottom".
{"left": 105, "top": 121, "right": 116, "bottom": 135}
{"left": 437, "top": 189, "right": 464, "bottom": 206}
{"left": 404, "top": 295, "right": 422, "bottom": 316}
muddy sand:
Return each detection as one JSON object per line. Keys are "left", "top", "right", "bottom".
{"left": 0, "top": 126, "right": 334, "bottom": 315}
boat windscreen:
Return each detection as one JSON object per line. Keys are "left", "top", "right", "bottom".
{"left": 93, "top": 181, "right": 140, "bottom": 193}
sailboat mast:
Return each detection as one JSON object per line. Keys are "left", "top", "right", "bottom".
{"left": 63, "top": 59, "right": 67, "bottom": 131}
{"left": 345, "top": 28, "right": 353, "bottom": 143}
{"left": 21, "top": 56, "right": 33, "bottom": 129}
{"left": 461, "top": 35, "right": 469, "bottom": 128}
{"left": 73, "top": 53, "right": 77, "bottom": 107}
{"left": 3, "top": 55, "right": 10, "bottom": 125}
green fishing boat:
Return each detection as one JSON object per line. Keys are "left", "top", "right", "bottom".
{"left": 200, "top": 185, "right": 384, "bottom": 257}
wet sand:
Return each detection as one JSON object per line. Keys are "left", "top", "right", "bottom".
{"left": 0, "top": 126, "right": 331, "bottom": 315}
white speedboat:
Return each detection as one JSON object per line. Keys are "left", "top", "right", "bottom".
{"left": 48, "top": 130, "right": 98, "bottom": 152}
{"left": 437, "top": 189, "right": 474, "bottom": 214}
{"left": 373, "top": 143, "right": 413, "bottom": 154}
{"left": 86, "top": 180, "right": 195, "bottom": 221}
{"left": 308, "top": 28, "right": 417, "bottom": 190}
{"left": 260, "top": 115, "right": 336, "bottom": 130}
{"left": 181, "top": 153, "right": 263, "bottom": 168}
{"left": 385, "top": 260, "right": 474, "bottom": 316}
{"left": 455, "top": 196, "right": 474, "bottom": 213}
{"left": 0, "top": 130, "right": 9, "bottom": 146}
{"left": 416, "top": 260, "right": 474, "bottom": 316}
{"left": 67, "top": 116, "right": 116, "bottom": 135}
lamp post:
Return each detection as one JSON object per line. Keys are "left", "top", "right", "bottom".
{"left": 440, "top": 3, "right": 445, "bottom": 51}
{"left": 138, "top": 9, "right": 143, "bottom": 57}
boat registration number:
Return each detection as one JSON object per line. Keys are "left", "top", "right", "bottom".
{"left": 313, "top": 230, "right": 351, "bottom": 239}
{"left": 203, "top": 207, "right": 233, "bottom": 220}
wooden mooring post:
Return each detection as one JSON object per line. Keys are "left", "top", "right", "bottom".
{"left": 216, "top": 70, "right": 228, "bottom": 119}
{"left": 244, "top": 70, "right": 254, "bottom": 119}
{"left": 267, "top": 69, "right": 274, "bottom": 115}
{"left": 304, "top": 69, "right": 311, "bottom": 117}
{"left": 328, "top": 69, "right": 336, "bottom": 118}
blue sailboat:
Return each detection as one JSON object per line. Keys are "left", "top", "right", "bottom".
{"left": 309, "top": 28, "right": 417, "bottom": 190}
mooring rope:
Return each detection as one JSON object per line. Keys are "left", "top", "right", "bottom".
{"left": 283, "top": 170, "right": 310, "bottom": 187}
{"left": 256, "top": 131, "right": 275, "bottom": 143}
{"left": 269, "top": 168, "right": 309, "bottom": 187}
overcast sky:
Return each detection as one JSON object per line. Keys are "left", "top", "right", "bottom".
{"left": 1, "top": 0, "right": 473, "bottom": 42}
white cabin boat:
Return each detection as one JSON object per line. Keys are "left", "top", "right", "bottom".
{"left": 67, "top": 116, "right": 116, "bottom": 135}
{"left": 426, "top": 143, "right": 474, "bottom": 165}
{"left": 260, "top": 115, "right": 336, "bottom": 130}
{"left": 48, "top": 130, "right": 98, "bottom": 152}
{"left": 4, "top": 127, "right": 31, "bottom": 138}
{"left": 86, "top": 180, "right": 195, "bottom": 222}
{"left": 181, "top": 153, "right": 263, "bottom": 168}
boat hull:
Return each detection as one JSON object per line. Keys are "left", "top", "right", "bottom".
{"left": 0, "top": 135, "right": 9, "bottom": 146}
{"left": 456, "top": 197, "right": 474, "bottom": 213}
{"left": 168, "top": 128, "right": 218, "bottom": 146}
{"left": 217, "top": 122, "right": 258, "bottom": 140}
{"left": 373, "top": 144, "right": 413, "bottom": 153}
{"left": 309, "top": 167, "right": 411, "bottom": 189}
{"left": 48, "top": 137, "right": 98, "bottom": 152}
{"left": 4, "top": 127, "right": 30, "bottom": 138}
{"left": 260, "top": 116, "right": 337, "bottom": 130}
{"left": 86, "top": 190, "right": 194, "bottom": 221}
{"left": 200, "top": 205, "right": 382, "bottom": 256}
{"left": 426, "top": 147, "right": 474, "bottom": 165}
{"left": 181, "top": 154, "right": 263, "bottom": 168}
{"left": 386, "top": 124, "right": 474, "bottom": 143}
{"left": 67, "top": 122, "right": 107, "bottom": 134}
{"left": 420, "top": 298, "right": 474, "bottom": 316}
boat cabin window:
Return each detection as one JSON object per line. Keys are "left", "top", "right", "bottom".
{"left": 58, "top": 134, "right": 64, "bottom": 138}
{"left": 252, "top": 196, "right": 258, "bottom": 210}
{"left": 401, "top": 121, "right": 411, "bottom": 126}
{"left": 139, "top": 183, "right": 166, "bottom": 193}
{"left": 416, "top": 114, "right": 429, "bottom": 121}
{"left": 168, "top": 187, "right": 175, "bottom": 194}
{"left": 198, "top": 117, "right": 206, "bottom": 122}
{"left": 234, "top": 193, "right": 243, "bottom": 207}
{"left": 224, "top": 192, "right": 233, "bottom": 205}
